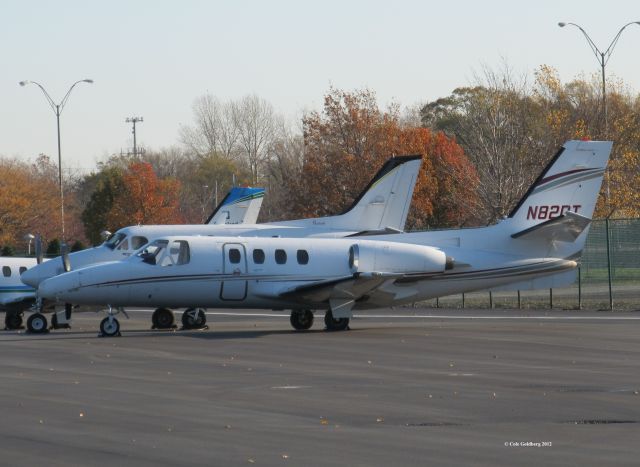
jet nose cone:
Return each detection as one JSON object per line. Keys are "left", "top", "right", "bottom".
{"left": 21, "top": 267, "right": 41, "bottom": 288}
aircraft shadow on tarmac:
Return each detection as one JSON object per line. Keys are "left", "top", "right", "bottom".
{"left": 0, "top": 326, "right": 371, "bottom": 342}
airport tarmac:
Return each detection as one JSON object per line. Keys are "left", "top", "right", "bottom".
{"left": 0, "top": 308, "right": 639, "bottom": 467}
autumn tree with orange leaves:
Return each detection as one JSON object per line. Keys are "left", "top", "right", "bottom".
{"left": 107, "top": 162, "right": 183, "bottom": 228}
{"left": 291, "top": 88, "right": 479, "bottom": 229}
{"left": 81, "top": 162, "right": 183, "bottom": 244}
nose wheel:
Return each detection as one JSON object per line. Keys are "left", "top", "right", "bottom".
{"left": 98, "top": 306, "right": 126, "bottom": 337}
{"left": 100, "top": 316, "right": 121, "bottom": 337}
{"left": 26, "top": 313, "right": 49, "bottom": 334}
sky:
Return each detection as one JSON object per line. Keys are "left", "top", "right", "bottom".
{"left": 2, "top": 0, "right": 640, "bottom": 172}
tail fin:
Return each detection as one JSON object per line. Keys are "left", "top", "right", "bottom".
{"left": 205, "top": 187, "right": 265, "bottom": 225}
{"left": 508, "top": 140, "right": 612, "bottom": 234}
{"left": 333, "top": 155, "right": 422, "bottom": 231}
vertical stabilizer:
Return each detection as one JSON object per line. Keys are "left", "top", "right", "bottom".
{"left": 334, "top": 155, "right": 422, "bottom": 231}
{"left": 206, "top": 187, "right": 265, "bottom": 225}
{"left": 508, "top": 140, "right": 612, "bottom": 231}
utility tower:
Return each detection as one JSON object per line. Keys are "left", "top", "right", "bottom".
{"left": 125, "top": 116, "right": 144, "bottom": 156}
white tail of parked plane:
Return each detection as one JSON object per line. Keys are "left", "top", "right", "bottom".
{"left": 505, "top": 140, "right": 611, "bottom": 247}
{"left": 277, "top": 155, "right": 422, "bottom": 233}
{"left": 206, "top": 187, "right": 265, "bottom": 225}
{"left": 490, "top": 140, "right": 613, "bottom": 291}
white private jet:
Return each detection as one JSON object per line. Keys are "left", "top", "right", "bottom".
{"left": 0, "top": 257, "right": 38, "bottom": 329}
{"left": 36, "top": 140, "right": 612, "bottom": 337}
{"left": 0, "top": 186, "right": 263, "bottom": 332}
{"left": 22, "top": 155, "right": 422, "bottom": 332}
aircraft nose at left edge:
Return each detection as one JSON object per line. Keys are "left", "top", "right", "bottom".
{"left": 20, "top": 266, "right": 42, "bottom": 288}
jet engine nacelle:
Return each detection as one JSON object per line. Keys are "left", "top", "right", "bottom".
{"left": 348, "top": 242, "right": 449, "bottom": 275}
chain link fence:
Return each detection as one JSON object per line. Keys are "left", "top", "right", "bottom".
{"left": 420, "top": 218, "right": 640, "bottom": 311}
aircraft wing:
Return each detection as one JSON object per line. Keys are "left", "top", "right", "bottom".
{"left": 511, "top": 211, "right": 592, "bottom": 242}
{"left": 279, "top": 272, "right": 400, "bottom": 317}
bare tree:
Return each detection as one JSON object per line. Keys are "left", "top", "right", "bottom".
{"left": 179, "top": 94, "right": 239, "bottom": 159}
{"left": 422, "top": 63, "right": 548, "bottom": 222}
{"left": 232, "top": 94, "right": 281, "bottom": 185}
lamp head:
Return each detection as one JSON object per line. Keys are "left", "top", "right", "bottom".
{"left": 19, "top": 80, "right": 29, "bottom": 86}
{"left": 83, "top": 79, "right": 94, "bottom": 84}
{"left": 558, "top": 22, "right": 566, "bottom": 27}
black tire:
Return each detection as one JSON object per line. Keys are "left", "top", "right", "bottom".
{"left": 181, "top": 308, "right": 206, "bottom": 329}
{"left": 27, "top": 313, "right": 48, "bottom": 334}
{"left": 152, "top": 307, "right": 175, "bottom": 329}
{"left": 324, "top": 310, "right": 349, "bottom": 331}
{"left": 290, "top": 309, "right": 314, "bottom": 331}
{"left": 4, "top": 311, "right": 23, "bottom": 330}
{"left": 100, "top": 317, "right": 120, "bottom": 337}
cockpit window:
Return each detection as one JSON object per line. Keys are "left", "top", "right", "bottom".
{"left": 104, "top": 232, "right": 127, "bottom": 250}
{"left": 137, "top": 239, "right": 190, "bottom": 266}
{"left": 116, "top": 238, "right": 129, "bottom": 251}
{"left": 131, "top": 236, "right": 148, "bottom": 250}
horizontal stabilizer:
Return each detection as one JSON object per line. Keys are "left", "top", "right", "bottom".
{"left": 511, "top": 211, "right": 592, "bottom": 243}
{"left": 345, "top": 227, "right": 404, "bottom": 237}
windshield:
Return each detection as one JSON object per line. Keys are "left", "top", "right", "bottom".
{"left": 104, "top": 232, "right": 127, "bottom": 250}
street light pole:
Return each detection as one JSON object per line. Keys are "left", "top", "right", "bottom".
{"left": 558, "top": 21, "right": 639, "bottom": 212}
{"left": 20, "top": 79, "right": 93, "bottom": 241}
{"left": 558, "top": 21, "right": 640, "bottom": 138}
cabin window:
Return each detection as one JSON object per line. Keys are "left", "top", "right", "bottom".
{"left": 296, "top": 250, "right": 309, "bottom": 265}
{"left": 275, "top": 249, "right": 287, "bottom": 264}
{"left": 252, "top": 249, "right": 265, "bottom": 264}
{"left": 132, "top": 236, "right": 148, "bottom": 250}
{"left": 19, "top": 267, "right": 27, "bottom": 275}
{"left": 229, "top": 248, "right": 241, "bottom": 264}
{"left": 2, "top": 266, "right": 10, "bottom": 277}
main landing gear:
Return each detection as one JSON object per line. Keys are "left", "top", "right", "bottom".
{"left": 151, "top": 307, "right": 176, "bottom": 330}
{"left": 288, "top": 309, "right": 350, "bottom": 331}
{"left": 181, "top": 308, "right": 207, "bottom": 330}
{"left": 4, "top": 311, "right": 24, "bottom": 330}
{"left": 324, "top": 310, "right": 350, "bottom": 331}
{"left": 290, "top": 309, "right": 314, "bottom": 331}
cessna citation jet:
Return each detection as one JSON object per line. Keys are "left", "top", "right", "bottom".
{"left": 21, "top": 155, "right": 422, "bottom": 332}
{"left": 0, "top": 186, "right": 263, "bottom": 332}
{"left": 35, "top": 140, "right": 611, "bottom": 337}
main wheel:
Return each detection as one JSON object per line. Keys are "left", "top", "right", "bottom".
{"left": 4, "top": 311, "right": 23, "bottom": 330}
{"left": 181, "top": 308, "right": 206, "bottom": 329}
{"left": 100, "top": 317, "right": 120, "bottom": 337}
{"left": 324, "top": 310, "right": 349, "bottom": 331}
{"left": 27, "top": 313, "right": 48, "bottom": 334}
{"left": 152, "top": 307, "right": 175, "bottom": 329}
{"left": 290, "top": 309, "right": 314, "bottom": 330}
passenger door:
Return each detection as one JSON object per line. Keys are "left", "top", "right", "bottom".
{"left": 220, "top": 243, "right": 247, "bottom": 300}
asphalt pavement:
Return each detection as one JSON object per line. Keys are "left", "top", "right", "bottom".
{"left": 0, "top": 308, "right": 638, "bottom": 466}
